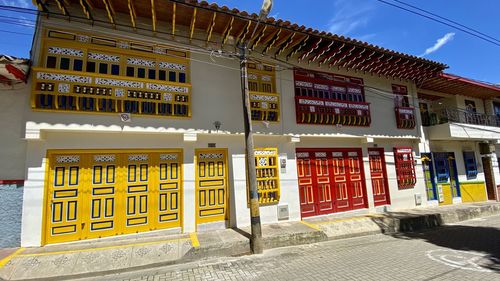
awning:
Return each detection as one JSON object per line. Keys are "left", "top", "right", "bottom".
{"left": 420, "top": 73, "right": 500, "bottom": 99}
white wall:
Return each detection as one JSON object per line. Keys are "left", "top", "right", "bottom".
{"left": 0, "top": 83, "right": 28, "bottom": 180}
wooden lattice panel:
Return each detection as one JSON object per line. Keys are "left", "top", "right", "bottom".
{"left": 254, "top": 148, "right": 280, "bottom": 205}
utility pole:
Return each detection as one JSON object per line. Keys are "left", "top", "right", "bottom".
{"left": 239, "top": 0, "right": 273, "bottom": 255}
{"left": 239, "top": 43, "right": 263, "bottom": 254}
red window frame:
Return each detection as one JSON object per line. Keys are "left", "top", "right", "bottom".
{"left": 392, "top": 84, "right": 410, "bottom": 108}
{"left": 393, "top": 147, "right": 417, "bottom": 189}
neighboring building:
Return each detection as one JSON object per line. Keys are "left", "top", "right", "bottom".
{"left": 418, "top": 73, "right": 500, "bottom": 205}
{"left": 0, "top": 55, "right": 29, "bottom": 248}
{"left": 4, "top": 0, "right": 493, "bottom": 248}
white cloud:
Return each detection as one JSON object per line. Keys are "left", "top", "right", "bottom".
{"left": 0, "top": 0, "right": 31, "bottom": 8}
{"left": 420, "top": 32, "right": 455, "bottom": 57}
{"left": 326, "top": 0, "right": 375, "bottom": 36}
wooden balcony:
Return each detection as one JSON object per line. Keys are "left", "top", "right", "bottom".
{"left": 31, "top": 68, "right": 192, "bottom": 118}
{"left": 249, "top": 91, "right": 280, "bottom": 122}
{"left": 295, "top": 96, "right": 371, "bottom": 126}
{"left": 395, "top": 107, "right": 416, "bottom": 129}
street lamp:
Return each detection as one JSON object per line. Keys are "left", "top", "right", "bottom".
{"left": 238, "top": 0, "right": 273, "bottom": 255}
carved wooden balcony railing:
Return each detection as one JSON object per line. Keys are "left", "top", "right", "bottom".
{"left": 295, "top": 96, "right": 371, "bottom": 126}
{"left": 395, "top": 106, "right": 416, "bottom": 129}
{"left": 31, "top": 68, "right": 191, "bottom": 118}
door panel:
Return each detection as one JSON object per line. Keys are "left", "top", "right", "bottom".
{"left": 196, "top": 150, "right": 228, "bottom": 225}
{"left": 368, "top": 148, "right": 391, "bottom": 206}
{"left": 85, "top": 154, "right": 120, "bottom": 239}
{"left": 297, "top": 153, "right": 316, "bottom": 217}
{"left": 156, "top": 152, "right": 182, "bottom": 229}
{"left": 45, "top": 154, "right": 85, "bottom": 244}
{"left": 332, "top": 151, "right": 350, "bottom": 211}
{"left": 315, "top": 153, "right": 334, "bottom": 215}
{"left": 297, "top": 148, "right": 368, "bottom": 218}
{"left": 124, "top": 153, "right": 152, "bottom": 233}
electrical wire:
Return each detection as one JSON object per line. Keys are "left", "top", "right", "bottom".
{"left": 0, "top": 28, "right": 32, "bottom": 36}
{"left": 375, "top": 0, "right": 500, "bottom": 47}
{"left": 391, "top": 0, "right": 500, "bottom": 44}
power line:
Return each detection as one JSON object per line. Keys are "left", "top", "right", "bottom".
{"left": 392, "top": 0, "right": 500, "bottom": 44}
{"left": 0, "top": 28, "right": 32, "bottom": 36}
{"left": 375, "top": 0, "right": 500, "bottom": 47}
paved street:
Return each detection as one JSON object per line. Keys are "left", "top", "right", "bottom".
{"left": 87, "top": 215, "right": 500, "bottom": 281}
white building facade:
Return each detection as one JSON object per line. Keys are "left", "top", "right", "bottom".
{"left": 5, "top": 0, "right": 495, "bottom": 247}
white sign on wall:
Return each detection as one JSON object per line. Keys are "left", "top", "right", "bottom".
{"left": 279, "top": 153, "right": 287, "bottom": 174}
{"left": 437, "top": 185, "right": 444, "bottom": 203}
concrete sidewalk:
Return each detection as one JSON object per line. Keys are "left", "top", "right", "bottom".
{"left": 1, "top": 202, "right": 499, "bottom": 281}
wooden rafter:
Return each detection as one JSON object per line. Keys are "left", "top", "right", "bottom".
{"left": 328, "top": 45, "right": 356, "bottom": 67}
{"left": 127, "top": 0, "right": 137, "bottom": 28}
{"left": 360, "top": 53, "right": 384, "bottom": 72}
{"left": 250, "top": 25, "right": 268, "bottom": 51}
{"left": 151, "top": 0, "right": 157, "bottom": 32}
{"left": 262, "top": 29, "right": 282, "bottom": 54}
{"left": 54, "top": 0, "right": 69, "bottom": 16}
{"left": 386, "top": 58, "right": 409, "bottom": 77}
{"left": 380, "top": 57, "right": 401, "bottom": 76}
{"left": 189, "top": 7, "right": 197, "bottom": 42}
{"left": 298, "top": 38, "right": 322, "bottom": 62}
{"left": 79, "top": 0, "right": 93, "bottom": 20}
{"left": 274, "top": 33, "right": 295, "bottom": 56}
{"left": 352, "top": 50, "right": 376, "bottom": 70}
{"left": 286, "top": 35, "right": 310, "bottom": 60}
{"left": 371, "top": 56, "right": 394, "bottom": 74}
{"left": 221, "top": 16, "right": 235, "bottom": 46}
{"left": 308, "top": 41, "right": 334, "bottom": 63}
{"left": 236, "top": 20, "right": 252, "bottom": 45}
{"left": 34, "top": 0, "right": 48, "bottom": 12}
{"left": 318, "top": 43, "right": 345, "bottom": 66}
{"left": 206, "top": 12, "right": 217, "bottom": 44}
{"left": 341, "top": 48, "right": 366, "bottom": 69}
{"left": 102, "top": 0, "right": 115, "bottom": 24}
{"left": 172, "top": 2, "right": 176, "bottom": 36}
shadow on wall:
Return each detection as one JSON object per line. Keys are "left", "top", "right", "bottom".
{"left": 0, "top": 185, "right": 23, "bottom": 248}
{"left": 370, "top": 212, "right": 500, "bottom": 272}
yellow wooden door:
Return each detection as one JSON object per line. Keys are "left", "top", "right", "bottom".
{"left": 85, "top": 154, "right": 121, "bottom": 239}
{"left": 195, "top": 149, "right": 229, "bottom": 225}
{"left": 123, "top": 153, "right": 154, "bottom": 234}
{"left": 45, "top": 154, "right": 87, "bottom": 244}
{"left": 155, "top": 151, "right": 183, "bottom": 229}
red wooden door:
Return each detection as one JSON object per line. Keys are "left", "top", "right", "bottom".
{"left": 346, "top": 150, "right": 368, "bottom": 209}
{"left": 331, "top": 151, "right": 350, "bottom": 212}
{"left": 297, "top": 148, "right": 368, "bottom": 218}
{"left": 314, "top": 152, "right": 335, "bottom": 215}
{"left": 297, "top": 152, "right": 316, "bottom": 217}
{"left": 368, "top": 148, "right": 391, "bottom": 206}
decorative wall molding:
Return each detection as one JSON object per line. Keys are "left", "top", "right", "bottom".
{"left": 95, "top": 78, "right": 144, "bottom": 89}
{"left": 88, "top": 52, "right": 120, "bottom": 63}
{"left": 56, "top": 155, "right": 80, "bottom": 163}
{"left": 48, "top": 47, "right": 84, "bottom": 57}
{"left": 158, "top": 62, "right": 186, "bottom": 71}
{"left": 146, "top": 83, "right": 189, "bottom": 93}
{"left": 127, "top": 57, "right": 155, "bottom": 67}
{"left": 37, "top": 72, "right": 92, "bottom": 84}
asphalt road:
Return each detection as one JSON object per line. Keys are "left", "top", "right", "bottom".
{"left": 89, "top": 215, "right": 500, "bottom": 281}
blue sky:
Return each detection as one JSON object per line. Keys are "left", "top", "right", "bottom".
{"left": 0, "top": 0, "right": 498, "bottom": 83}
